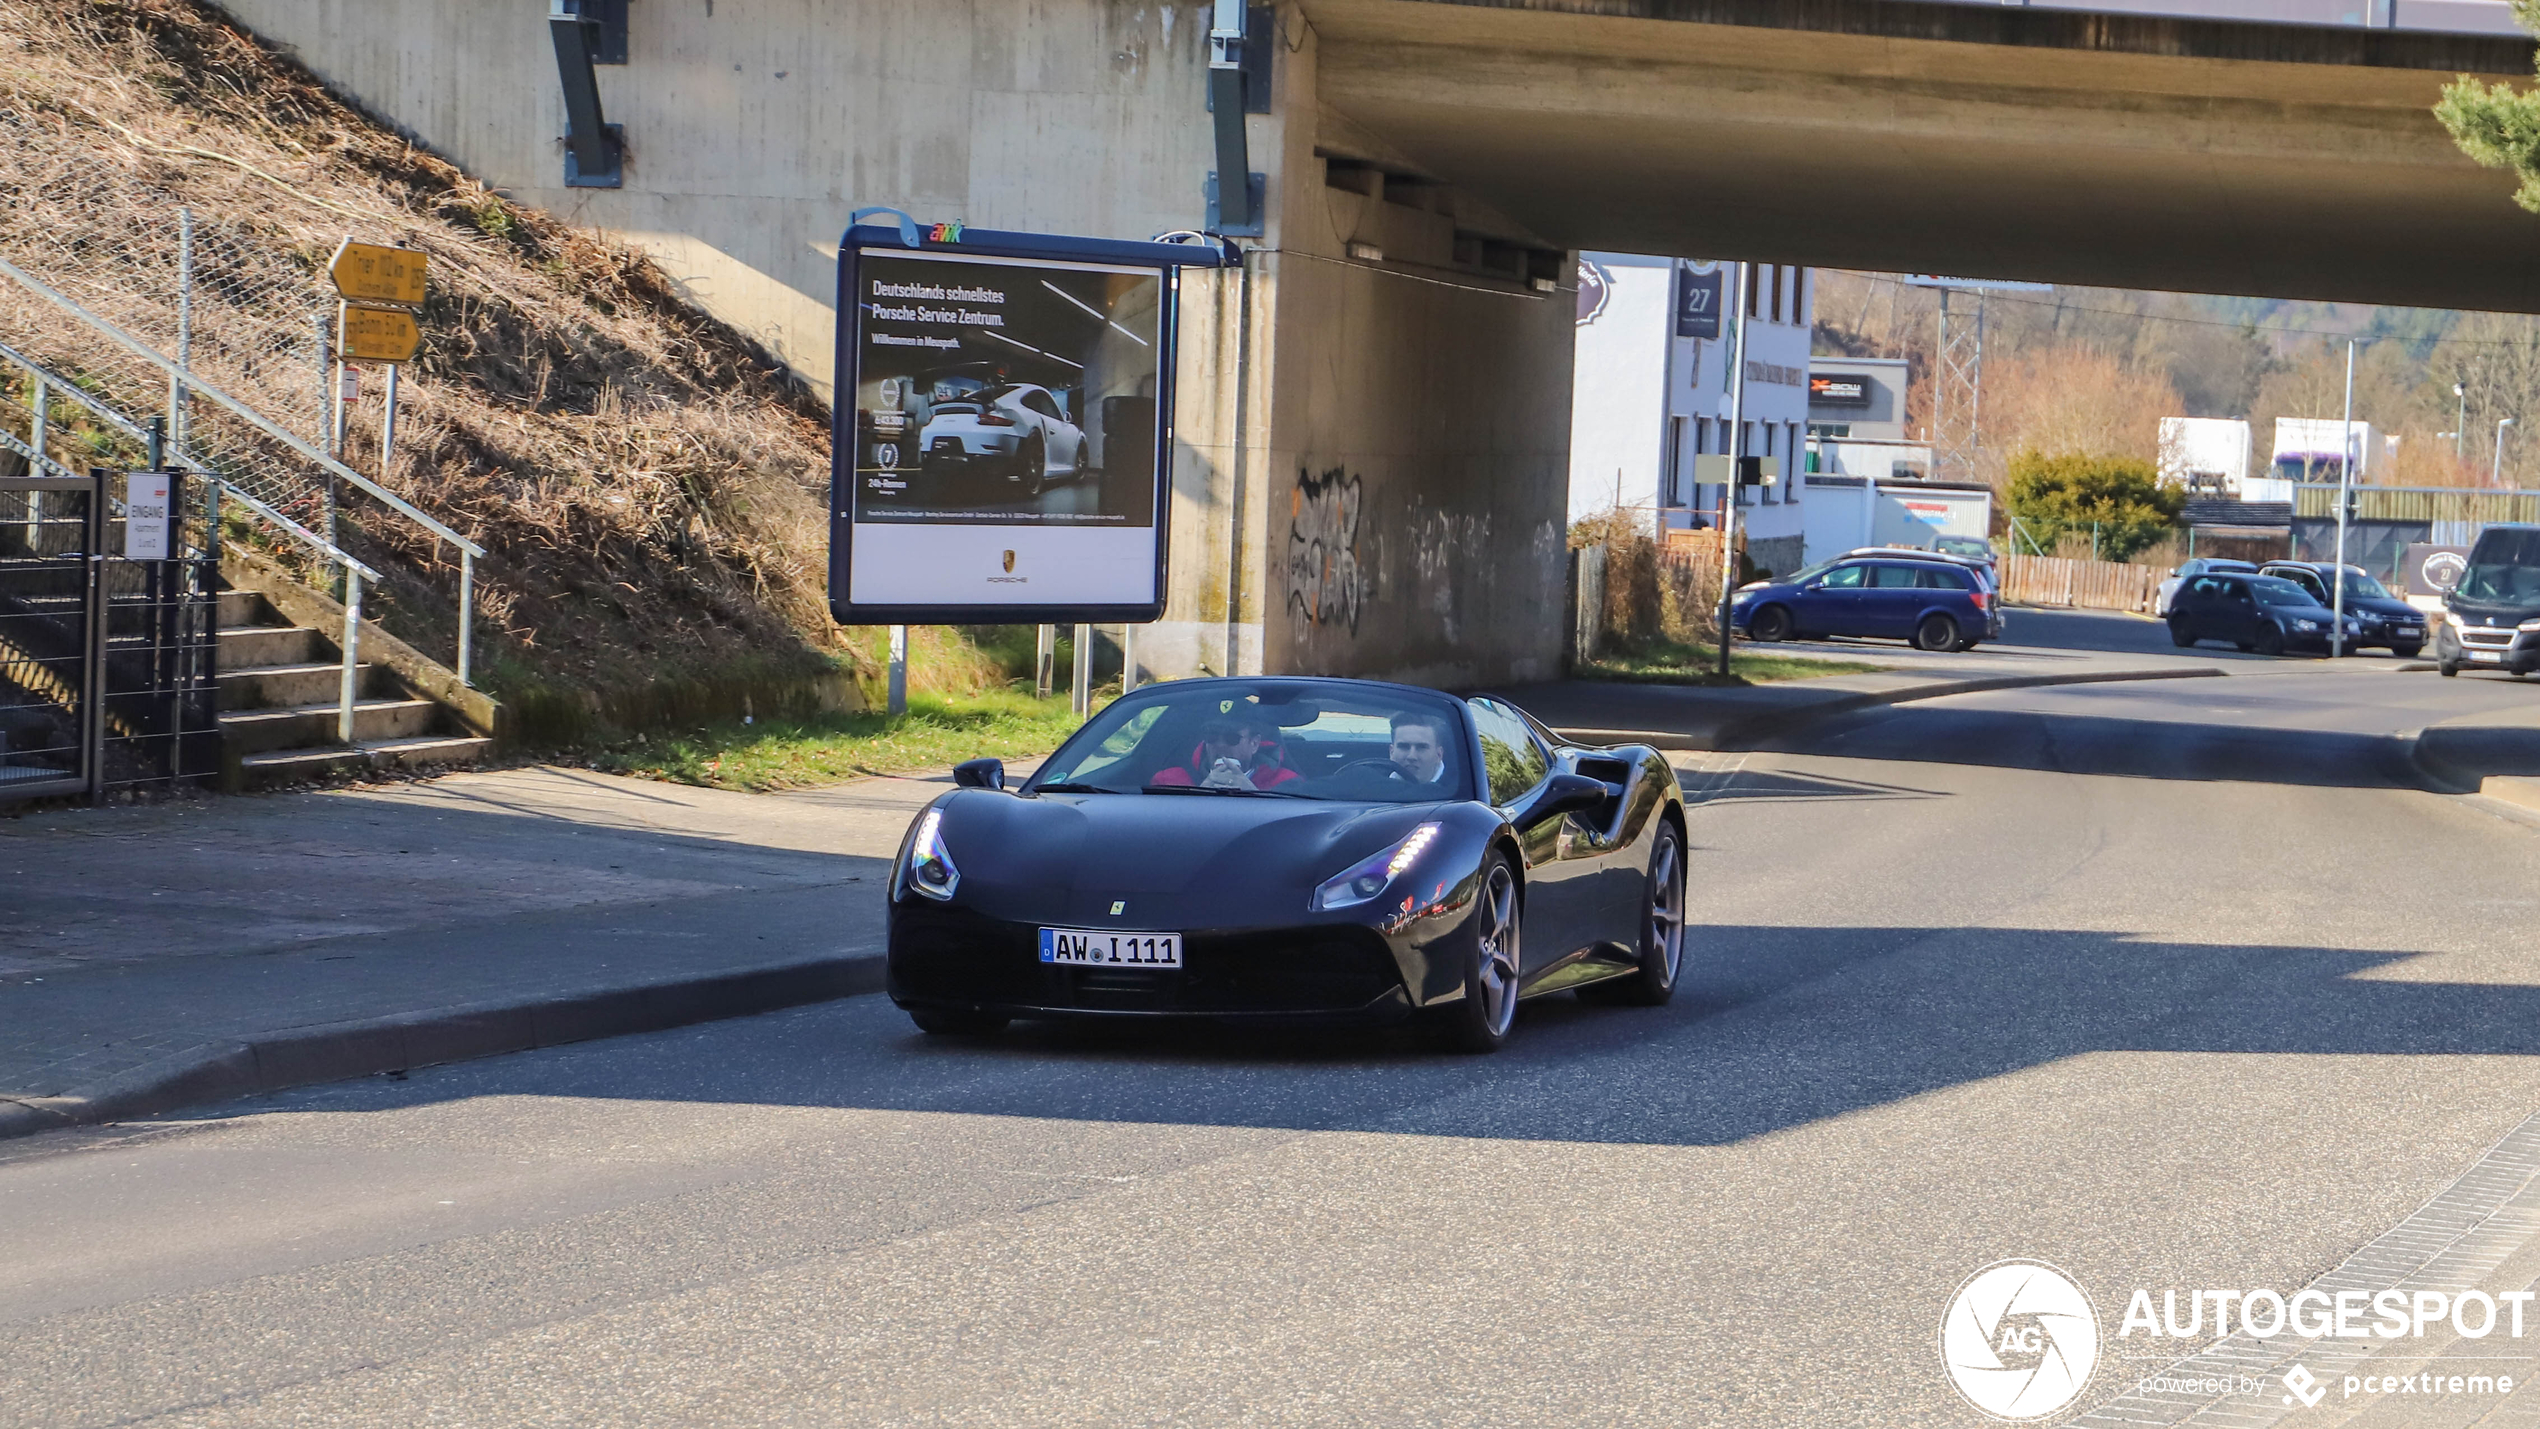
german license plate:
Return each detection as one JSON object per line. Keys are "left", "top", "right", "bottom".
{"left": 1040, "top": 927, "right": 1182, "bottom": 968}
{"left": 2473, "top": 649, "right": 2504, "bottom": 662}
{"left": 2396, "top": 626, "right": 2423, "bottom": 639}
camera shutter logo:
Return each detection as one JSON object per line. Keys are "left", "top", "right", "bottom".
{"left": 1940, "top": 1260, "right": 2100, "bottom": 1421}
{"left": 1002, "top": 550, "right": 1016, "bottom": 573}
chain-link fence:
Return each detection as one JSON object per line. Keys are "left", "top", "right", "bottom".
{"left": 0, "top": 111, "right": 479, "bottom": 677}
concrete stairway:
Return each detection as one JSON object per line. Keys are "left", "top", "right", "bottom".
{"left": 216, "top": 586, "right": 492, "bottom": 786}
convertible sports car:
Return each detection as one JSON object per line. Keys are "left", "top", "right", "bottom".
{"left": 887, "top": 677, "right": 1688, "bottom": 1052}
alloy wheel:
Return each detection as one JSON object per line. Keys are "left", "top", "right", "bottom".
{"left": 1647, "top": 832, "right": 1684, "bottom": 987}
{"left": 1475, "top": 863, "right": 1520, "bottom": 1037}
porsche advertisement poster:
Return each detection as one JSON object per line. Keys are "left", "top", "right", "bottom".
{"left": 832, "top": 230, "right": 1216, "bottom": 624}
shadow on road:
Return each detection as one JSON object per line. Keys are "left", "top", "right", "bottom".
{"left": 236, "top": 917, "right": 2535, "bottom": 1151}
{"left": 1757, "top": 701, "right": 2433, "bottom": 791}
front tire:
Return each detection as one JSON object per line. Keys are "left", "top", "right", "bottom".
{"left": 2253, "top": 623, "right": 2286, "bottom": 657}
{"left": 1914, "top": 613, "right": 1961, "bottom": 652}
{"left": 1443, "top": 854, "right": 1521, "bottom": 1053}
{"left": 1748, "top": 604, "right": 1792, "bottom": 643}
{"left": 908, "top": 1007, "right": 1009, "bottom": 1037}
{"left": 1579, "top": 821, "right": 1685, "bottom": 1008}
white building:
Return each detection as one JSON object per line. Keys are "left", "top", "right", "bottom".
{"left": 1568, "top": 252, "right": 1817, "bottom": 576}
{"left": 2158, "top": 417, "right": 2252, "bottom": 494}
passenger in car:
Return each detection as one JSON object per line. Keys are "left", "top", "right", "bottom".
{"left": 1148, "top": 716, "right": 1301, "bottom": 790}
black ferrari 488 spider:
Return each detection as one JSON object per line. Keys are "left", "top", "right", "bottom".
{"left": 887, "top": 676, "right": 1687, "bottom": 1051}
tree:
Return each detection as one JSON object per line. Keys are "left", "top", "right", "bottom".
{"left": 2436, "top": 0, "right": 2540, "bottom": 212}
{"left": 2003, "top": 450, "right": 2185, "bottom": 562}
{"left": 1977, "top": 348, "right": 2182, "bottom": 490}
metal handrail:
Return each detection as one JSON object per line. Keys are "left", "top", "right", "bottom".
{"left": 3, "top": 342, "right": 382, "bottom": 743}
{"left": 0, "top": 260, "right": 479, "bottom": 683}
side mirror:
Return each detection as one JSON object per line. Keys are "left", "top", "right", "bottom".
{"left": 952, "top": 757, "right": 1005, "bottom": 791}
{"left": 1523, "top": 771, "right": 1614, "bottom": 828}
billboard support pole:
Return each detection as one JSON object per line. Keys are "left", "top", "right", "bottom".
{"left": 1121, "top": 623, "right": 1140, "bottom": 693}
{"left": 887, "top": 625, "right": 908, "bottom": 716}
{"left": 1072, "top": 623, "right": 1093, "bottom": 715}
{"left": 1035, "top": 624, "right": 1055, "bottom": 698}
{"left": 2332, "top": 339, "right": 2354, "bottom": 658}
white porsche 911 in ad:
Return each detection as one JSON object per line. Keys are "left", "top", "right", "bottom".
{"left": 918, "top": 383, "right": 1086, "bottom": 494}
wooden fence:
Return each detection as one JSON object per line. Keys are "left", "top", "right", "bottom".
{"left": 1997, "top": 554, "right": 2164, "bottom": 614}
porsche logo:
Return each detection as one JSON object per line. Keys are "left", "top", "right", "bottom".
{"left": 1002, "top": 549, "right": 1016, "bottom": 573}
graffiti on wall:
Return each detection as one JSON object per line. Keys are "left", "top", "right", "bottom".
{"left": 1287, "top": 465, "right": 1364, "bottom": 636}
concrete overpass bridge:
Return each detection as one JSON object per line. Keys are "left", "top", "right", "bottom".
{"left": 211, "top": 0, "right": 2540, "bottom": 688}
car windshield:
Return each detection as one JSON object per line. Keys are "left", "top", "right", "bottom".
{"left": 2458, "top": 528, "right": 2540, "bottom": 603}
{"left": 2326, "top": 571, "right": 2392, "bottom": 600}
{"left": 1028, "top": 681, "right": 1474, "bottom": 803}
{"left": 2250, "top": 578, "right": 2317, "bottom": 607}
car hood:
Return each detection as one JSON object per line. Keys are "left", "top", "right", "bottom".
{"left": 932, "top": 790, "right": 1450, "bottom": 928}
{"left": 2448, "top": 595, "right": 2540, "bottom": 626}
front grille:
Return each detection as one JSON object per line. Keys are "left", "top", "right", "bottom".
{"left": 2461, "top": 628, "right": 2515, "bottom": 648}
{"left": 892, "top": 905, "right": 1403, "bottom": 1014}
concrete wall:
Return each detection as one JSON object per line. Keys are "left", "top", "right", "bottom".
{"left": 1252, "top": 22, "right": 1571, "bottom": 687}
{"left": 219, "top": 0, "right": 1231, "bottom": 403}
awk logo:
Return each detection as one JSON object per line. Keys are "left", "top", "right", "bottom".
{"left": 1002, "top": 549, "right": 1016, "bottom": 573}
{"left": 1942, "top": 1260, "right": 2101, "bottom": 1421}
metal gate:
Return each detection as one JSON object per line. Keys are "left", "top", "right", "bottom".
{"left": 0, "top": 469, "right": 217, "bottom": 802}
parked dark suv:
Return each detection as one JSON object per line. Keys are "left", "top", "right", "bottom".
{"left": 1731, "top": 553, "right": 2002, "bottom": 652}
{"left": 2257, "top": 562, "right": 2428, "bottom": 658}
{"left": 2168, "top": 573, "right": 2361, "bottom": 656}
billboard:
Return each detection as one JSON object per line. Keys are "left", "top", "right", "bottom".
{"left": 829, "top": 224, "right": 1228, "bottom": 624}
{"left": 1674, "top": 262, "right": 1722, "bottom": 340}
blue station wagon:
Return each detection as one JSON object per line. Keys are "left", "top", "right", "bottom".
{"left": 1730, "top": 553, "right": 2004, "bottom": 652}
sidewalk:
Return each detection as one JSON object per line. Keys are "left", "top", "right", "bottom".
{"left": 0, "top": 767, "right": 950, "bottom": 1138}
{"left": 0, "top": 654, "right": 2284, "bottom": 1141}
{"left": 2411, "top": 693, "right": 2540, "bottom": 812}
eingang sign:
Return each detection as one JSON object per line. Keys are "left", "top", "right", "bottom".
{"left": 829, "top": 222, "right": 1230, "bottom": 624}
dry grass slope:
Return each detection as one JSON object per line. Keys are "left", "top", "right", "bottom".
{"left": 0, "top": 0, "right": 1004, "bottom": 740}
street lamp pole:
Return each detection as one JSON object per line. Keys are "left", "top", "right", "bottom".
{"left": 2455, "top": 384, "right": 2466, "bottom": 458}
{"left": 2496, "top": 417, "right": 2515, "bottom": 488}
{"left": 2331, "top": 340, "right": 2354, "bottom": 658}
{"left": 1714, "top": 261, "right": 1752, "bottom": 681}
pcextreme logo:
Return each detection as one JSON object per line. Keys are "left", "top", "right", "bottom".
{"left": 1941, "top": 1260, "right": 2101, "bottom": 1421}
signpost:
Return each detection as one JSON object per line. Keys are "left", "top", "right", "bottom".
{"left": 322, "top": 240, "right": 427, "bottom": 540}
{"left": 827, "top": 219, "right": 1231, "bottom": 628}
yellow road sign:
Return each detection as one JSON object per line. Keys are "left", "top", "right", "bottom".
{"left": 337, "top": 303, "right": 420, "bottom": 364}
{"left": 328, "top": 240, "right": 428, "bottom": 306}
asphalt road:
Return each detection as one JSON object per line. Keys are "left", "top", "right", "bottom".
{"left": 9, "top": 669, "right": 2540, "bottom": 1427}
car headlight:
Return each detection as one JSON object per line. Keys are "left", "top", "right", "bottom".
{"left": 1313, "top": 822, "right": 1440, "bottom": 911}
{"left": 2520, "top": 618, "right": 2540, "bottom": 632}
{"left": 902, "top": 807, "right": 959, "bottom": 901}
{"left": 2292, "top": 619, "right": 2319, "bottom": 632}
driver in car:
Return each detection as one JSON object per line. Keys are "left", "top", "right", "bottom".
{"left": 1388, "top": 712, "right": 1452, "bottom": 785}
{"left": 1149, "top": 716, "right": 1300, "bottom": 791}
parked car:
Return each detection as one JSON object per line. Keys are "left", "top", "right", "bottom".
{"left": 2257, "top": 561, "right": 2427, "bottom": 657}
{"left": 2167, "top": 572, "right": 2360, "bottom": 655}
{"left": 1933, "top": 535, "right": 1996, "bottom": 571}
{"left": 887, "top": 677, "right": 1687, "bottom": 1053}
{"left": 1732, "top": 552, "right": 2003, "bottom": 652}
{"left": 918, "top": 382, "right": 1086, "bottom": 494}
{"left": 2437, "top": 523, "right": 2540, "bottom": 677}
{"left": 2156, "top": 558, "right": 2259, "bottom": 617}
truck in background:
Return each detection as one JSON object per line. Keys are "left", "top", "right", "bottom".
{"left": 1799, "top": 478, "right": 1994, "bottom": 568}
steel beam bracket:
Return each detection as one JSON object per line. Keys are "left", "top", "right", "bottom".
{"left": 549, "top": 0, "right": 624, "bottom": 188}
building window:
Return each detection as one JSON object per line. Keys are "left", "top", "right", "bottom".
{"left": 1793, "top": 268, "right": 1808, "bottom": 325}
{"left": 1770, "top": 265, "right": 1784, "bottom": 324}
{"left": 1746, "top": 263, "right": 1761, "bottom": 319}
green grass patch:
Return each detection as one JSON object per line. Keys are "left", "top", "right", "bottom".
{"left": 591, "top": 687, "right": 1086, "bottom": 792}
{"left": 1577, "top": 638, "right": 1887, "bottom": 687}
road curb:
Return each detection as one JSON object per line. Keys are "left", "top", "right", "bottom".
{"left": 1558, "top": 665, "right": 2228, "bottom": 753}
{"left": 0, "top": 949, "right": 887, "bottom": 1143}
{"left": 2408, "top": 718, "right": 2540, "bottom": 795}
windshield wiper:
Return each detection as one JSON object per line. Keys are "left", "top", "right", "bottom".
{"left": 1032, "top": 781, "right": 1114, "bottom": 794}
{"left": 1139, "top": 783, "right": 1309, "bottom": 798}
